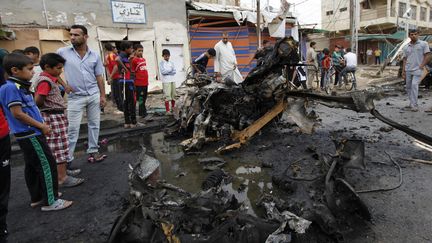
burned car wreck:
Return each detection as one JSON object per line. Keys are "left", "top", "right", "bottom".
{"left": 109, "top": 37, "right": 432, "bottom": 243}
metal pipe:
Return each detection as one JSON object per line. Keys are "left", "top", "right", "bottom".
{"left": 257, "top": 0, "right": 261, "bottom": 49}
{"left": 42, "top": 0, "right": 50, "bottom": 29}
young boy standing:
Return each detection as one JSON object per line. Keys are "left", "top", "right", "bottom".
{"left": 116, "top": 41, "right": 137, "bottom": 128}
{"left": 0, "top": 48, "right": 11, "bottom": 243}
{"left": 34, "top": 53, "right": 85, "bottom": 188}
{"left": 159, "top": 49, "right": 176, "bottom": 114}
{"left": 0, "top": 107, "right": 10, "bottom": 243}
{"left": 0, "top": 53, "right": 72, "bottom": 211}
{"left": 104, "top": 43, "right": 121, "bottom": 111}
{"left": 23, "top": 46, "right": 42, "bottom": 92}
{"left": 131, "top": 44, "right": 149, "bottom": 118}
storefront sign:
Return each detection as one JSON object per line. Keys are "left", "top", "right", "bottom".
{"left": 111, "top": 1, "right": 146, "bottom": 24}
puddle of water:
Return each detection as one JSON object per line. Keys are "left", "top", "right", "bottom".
{"left": 12, "top": 132, "right": 281, "bottom": 216}
{"left": 145, "top": 132, "right": 281, "bottom": 216}
{"left": 104, "top": 132, "right": 282, "bottom": 216}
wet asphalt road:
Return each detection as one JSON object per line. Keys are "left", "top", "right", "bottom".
{"left": 6, "top": 85, "right": 432, "bottom": 243}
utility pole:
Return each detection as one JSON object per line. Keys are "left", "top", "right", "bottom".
{"left": 350, "top": 0, "right": 359, "bottom": 55}
{"left": 257, "top": 0, "right": 261, "bottom": 49}
{"left": 405, "top": 0, "right": 410, "bottom": 38}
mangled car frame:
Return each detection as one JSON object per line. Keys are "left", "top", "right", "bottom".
{"left": 109, "top": 37, "right": 432, "bottom": 243}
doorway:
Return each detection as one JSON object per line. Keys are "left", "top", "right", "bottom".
{"left": 161, "top": 44, "right": 186, "bottom": 87}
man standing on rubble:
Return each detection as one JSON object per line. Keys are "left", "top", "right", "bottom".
{"left": 402, "top": 29, "right": 430, "bottom": 112}
{"left": 214, "top": 32, "right": 243, "bottom": 84}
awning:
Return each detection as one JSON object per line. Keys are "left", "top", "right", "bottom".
{"left": 345, "top": 31, "right": 406, "bottom": 41}
{"left": 0, "top": 28, "right": 16, "bottom": 40}
{"left": 96, "top": 27, "right": 155, "bottom": 41}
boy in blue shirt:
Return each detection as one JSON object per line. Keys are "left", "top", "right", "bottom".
{"left": 0, "top": 53, "right": 72, "bottom": 212}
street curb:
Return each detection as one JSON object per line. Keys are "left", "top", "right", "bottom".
{"left": 10, "top": 117, "right": 172, "bottom": 155}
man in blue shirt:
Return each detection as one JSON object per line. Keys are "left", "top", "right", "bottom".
{"left": 57, "top": 25, "right": 107, "bottom": 167}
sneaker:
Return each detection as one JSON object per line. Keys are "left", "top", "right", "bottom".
{"left": 30, "top": 192, "right": 63, "bottom": 208}
{"left": 0, "top": 228, "right": 8, "bottom": 242}
{"left": 59, "top": 176, "right": 85, "bottom": 188}
{"left": 87, "top": 152, "right": 107, "bottom": 163}
{"left": 41, "top": 199, "right": 73, "bottom": 212}
{"left": 135, "top": 122, "right": 145, "bottom": 127}
{"left": 114, "top": 110, "right": 124, "bottom": 115}
{"left": 411, "top": 107, "right": 419, "bottom": 112}
{"left": 67, "top": 168, "right": 82, "bottom": 177}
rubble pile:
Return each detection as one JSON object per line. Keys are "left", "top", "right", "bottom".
{"left": 109, "top": 35, "right": 432, "bottom": 243}
{"left": 108, "top": 150, "right": 313, "bottom": 243}
{"left": 109, "top": 141, "right": 374, "bottom": 243}
{"left": 176, "top": 37, "right": 300, "bottom": 150}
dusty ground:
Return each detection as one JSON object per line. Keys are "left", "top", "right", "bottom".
{"left": 7, "top": 72, "right": 432, "bottom": 242}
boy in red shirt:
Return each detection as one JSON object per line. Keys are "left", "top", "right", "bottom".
{"left": 0, "top": 107, "right": 10, "bottom": 242}
{"left": 104, "top": 43, "right": 122, "bottom": 111}
{"left": 34, "top": 53, "right": 84, "bottom": 188}
{"left": 0, "top": 48, "right": 11, "bottom": 241}
{"left": 321, "top": 48, "right": 331, "bottom": 90}
{"left": 131, "top": 44, "right": 149, "bottom": 118}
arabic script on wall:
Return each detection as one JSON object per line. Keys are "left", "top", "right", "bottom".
{"left": 111, "top": 1, "right": 146, "bottom": 24}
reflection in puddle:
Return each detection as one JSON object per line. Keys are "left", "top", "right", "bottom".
{"left": 13, "top": 131, "right": 281, "bottom": 216}
{"left": 235, "top": 166, "right": 262, "bottom": 175}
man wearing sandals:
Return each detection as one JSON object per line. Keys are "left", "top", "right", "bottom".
{"left": 402, "top": 29, "right": 431, "bottom": 112}
{"left": 57, "top": 25, "right": 107, "bottom": 165}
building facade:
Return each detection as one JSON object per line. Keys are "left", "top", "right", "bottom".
{"left": 192, "top": 0, "right": 240, "bottom": 6}
{"left": 0, "top": 0, "right": 191, "bottom": 90}
{"left": 322, "top": 0, "right": 432, "bottom": 33}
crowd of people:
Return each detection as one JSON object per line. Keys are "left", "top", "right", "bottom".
{"left": 0, "top": 24, "right": 185, "bottom": 242}
{"left": 305, "top": 29, "right": 431, "bottom": 113}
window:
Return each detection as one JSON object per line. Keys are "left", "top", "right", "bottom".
{"left": 326, "top": 10, "right": 333, "bottom": 15}
{"left": 398, "top": 2, "right": 406, "bottom": 17}
{"left": 410, "top": 5, "right": 417, "bottom": 20}
{"left": 420, "top": 7, "right": 426, "bottom": 21}
{"left": 340, "top": 7, "right": 347, "bottom": 12}
{"left": 430, "top": 9, "right": 432, "bottom": 22}
{"left": 361, "top": 1, "right": 370, "bottom": 9}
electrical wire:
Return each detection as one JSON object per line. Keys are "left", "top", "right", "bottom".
{"left": 356, "top": 151, "right": 403, "bottom": 193}
{"left": 324, "top": 0, "right": 349, "bottom": 30}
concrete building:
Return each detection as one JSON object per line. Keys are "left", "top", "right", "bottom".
{"left": 0, "top": 0, "right": 191, "bottom": 90}
{"left": 192, "top": 0, "right": 240, "bottom": 6}
{"left": 322, "top": 0, "right": 432, "bottom": 33}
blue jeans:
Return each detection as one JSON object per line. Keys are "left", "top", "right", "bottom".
{"left": 67, "top": 93, "right": 101, "bottom": 162}
{"left": 405, "top": 69, "right": 422, "bottom": 107}
{"left": 339, "top": 66, "right": 357, "bottom": 88}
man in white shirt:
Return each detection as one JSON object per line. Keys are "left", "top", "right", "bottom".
{"left": 339, "top": 47, "right": 358, "bottom": 90}
{"left": 214, "top": 32, "right": 243, "bottom": 84}
{"left": 366, "top": 48, "right": 373, "bottom": 65}
{"left": 306, "top": 41, "right": 318, "bottom": 89}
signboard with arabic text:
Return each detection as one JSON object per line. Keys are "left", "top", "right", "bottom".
{"left": 111, "top": 1, "right": 146, "bottom": 24}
